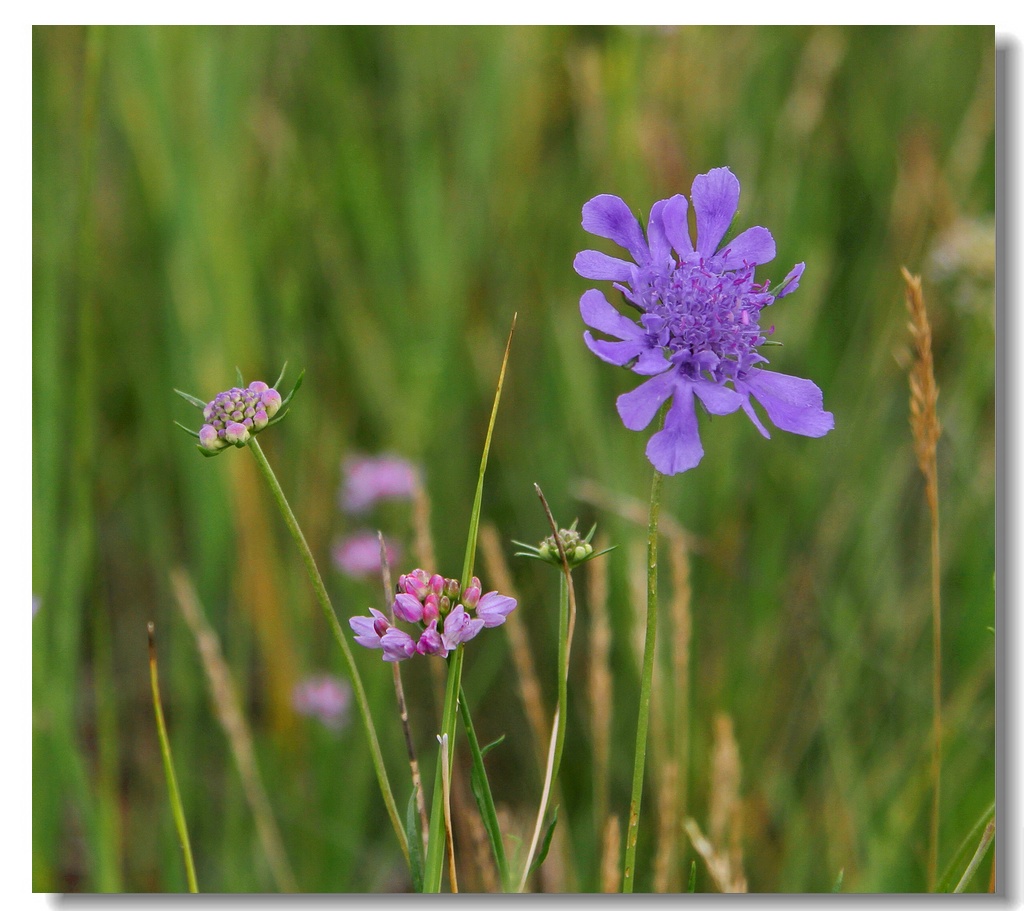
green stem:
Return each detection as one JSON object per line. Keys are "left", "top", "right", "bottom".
{"left": 423, "top": 647, "right": 465, "bottom": 892}
{"left": 147, "top": 623, "right": 199, "bottom": 893}
{"left": 518, "top": 571, "right": 571, "bottom": 890}
{"left": 247, "top": 437, "right": 409, "bottom": 867}
{"left": 622, "top": 467, "right": 664, "bottom": 893}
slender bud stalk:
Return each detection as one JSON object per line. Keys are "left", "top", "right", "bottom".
{"left": 246, "top": 437, "right": 409, "bottom": 867}
{"left": 622, "top": 466, "right": 664, "bottom": 892}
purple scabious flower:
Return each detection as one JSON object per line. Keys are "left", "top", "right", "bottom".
{"left": 340, "top": 455, "right": 421, "bottom": 514}
{"left": 332, "top": 531, "right": 400, "bottom": 580}
{"left": 348, "top": 569, "right": 516, "bottom": 663}
{"left": 574, "top": 167, "right": 834, "bottom": 475}
{"left": 292, "top": 674, "right": 351, "bottom": 731}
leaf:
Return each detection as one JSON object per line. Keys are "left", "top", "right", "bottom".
{"left": 173, "top": 388, "right": 207, "bottom": 410}
{"left": 480, "top": 734, "right": 506, "bottom": 758}
{"left": 174, "top": 420, "right": 200, "bottom": 438}
{"left": 831, "top": 868, "right": 844, "bottom": 892}
{"left": 235, "top": 366, "right": 245, "bottom": 386}
{"left": 687, "top": 860, "right": 697, "bottom": 892}
{"left": 405, "top": 791, "right": 424, "bottom": 893}
{"left": 526, "top": 807, "right": 558, "bottom": 878}
{"left": 935, "top": 801, "right": 995, "bottom": 893}
{"left": 272, "top": 361, "right": 289, "bottom": 390}
{"left": 279, "top": 369, "right": 305, "bottom": 411}
{"left": 461, "top": 696, "right": 510, "bottom": 889}
{"left": 460, "top": 314, "right": 516, "bottom": 588}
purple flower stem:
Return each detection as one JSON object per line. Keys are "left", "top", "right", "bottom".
{"left": 622, "top": 465, "right": 664, "bottom": 893}
{"left": 246, "top": 438, "right": 410, "bottom": 867}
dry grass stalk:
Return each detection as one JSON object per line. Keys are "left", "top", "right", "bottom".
{"left": 169, "top": 567, "right": 298, "bottom": 893}
{"left": 684, "top": 713, "right": 747, "bottom": 893}
{"left": 586, "top": 534, "right": 614, "bottom": 847}
{"left": 377, "top": 533, "right": 430, "bottom": 855}
{"left": 652, "top": 757, "right": 678, "bottom": 892}
{"left": 600, "top": 815, "right": 623, "bottom": 893}
{"left": 903, "top": 266, "right": 943, "bottom": 890}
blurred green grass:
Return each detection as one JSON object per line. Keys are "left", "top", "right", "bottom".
{"left": 32, "top": 25, "right": 995, "bottom": 893}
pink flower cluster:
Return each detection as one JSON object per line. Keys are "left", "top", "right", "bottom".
{"left": 340, "top": 455, "right": 420, "bottom": 514}
{"left": 349, "top": 568, "right": 517, "bottom": 662}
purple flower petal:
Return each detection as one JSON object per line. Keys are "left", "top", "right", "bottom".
{"left": 475, "top": 591, "right": 517, "bottom": 628}
{"left": 693, "top": 378, "right": 746, "bottom": 416}
{"left": 381, "top": 627, "right": 416, "bottom": 662}
{"left": 776, "top": 262, "right": 805, "bottom": 298}
{"left": 581, "top": 194, "right": 650, "bottom": 265}
{"left": 584, "top": 333, "right": 648, "bottom": 367}
{"left": 645, "top": 383, "right": 705, "bottom": 475}
{"left": 350, "top": 608, "right": 390, "bottom": 649}
{"left": 691, "top": 167, "right": 740, "bottom": 257}
{"left": 416, "top": 620, "right": 445, "bottom": 657}
{"left": 573, "top": 250, "right": 634, "bottom": 282}
{"left": 739, "top": 370, "right": 834, "bottom": 437}
{"left": 616, "top": 371, "right": 676, "bottom": 431}
{"left": 393, "top": 592, "right": 424, "bottom": 624}
{"left": 646, "top": 198, "right": 673, "bottom": 266}
{"left": 580, "top": 289, "right": 645, "bottom": 340}
{"left": 441, "top": 605, "right": 485, "bottom": 651}
{"left": 661, "top": 194, "right": 693, "bottom": 257}
{"left": 717, "top": 226, "right": 776, "bottom": 269}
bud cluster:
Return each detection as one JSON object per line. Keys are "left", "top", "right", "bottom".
{"left": 349, "top": 568, "right": 517, "bottom": 662}
{"left": 199, "top": 381, "right": 283, "bottom": 452}
{"left": 538, "top": 526, "right": 595, "bottom": 566}
{"left": 515, "top": 520, "right": 609, "bottom": 569}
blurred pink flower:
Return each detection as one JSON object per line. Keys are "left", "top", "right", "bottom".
{"left": 332, "top": 531, "right": 399, "bottom": 579}
{"left": 340, "top": 454, "right": 420, "bottom": 514}
{"left": 292, "top": 675, "right": 351, "bottom": 731}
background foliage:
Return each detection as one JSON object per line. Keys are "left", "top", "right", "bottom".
{"left": 32, "top": 25, "right": 995, "bottom": 893}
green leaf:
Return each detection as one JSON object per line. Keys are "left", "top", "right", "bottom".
{"left": 935, "top": 801, "right": 995, "bottom": 893}
{"left": 173, "top": 388, "right": 207, "bottom": 410}
{"left": 405, "top": 791, "right": 424, "bottom": 893}
{"left": 687, "top": 860, "right": 697, "bottom": 893}
{"left": 527, "top": 807, "right": 558, "bottom": 879}
{"left": 272, "top": 361, "right": 289, "bottom": 390}
{"left": 480, "top": 734, "right": 506, "bottom": 758}
{"left": 235, "top": 366, "right": 245, "bottom": 386}
{"left": 279, "top": 369, "right": 305, "bottom": 411}
{"left": 174, "top": 420, "right": 200, "bottom": 438}
{"left": 831, "top": 868, "right": 844, "bottom": 892}
{"left": 462, "top": 696, "right": 510, "bottom": 890}
{"left": 195, "top": 444, "right": 224, "bottom": 458}
{"left": 460, "top": 315, "right": 515, "bottom": 588}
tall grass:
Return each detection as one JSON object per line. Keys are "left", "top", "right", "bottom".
{"left": 33, "top": 25, "right": 995, "bottom": 892}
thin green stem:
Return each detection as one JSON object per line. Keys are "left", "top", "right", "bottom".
{"left": 247, "top": 437, "right": 409, "bottom": 867}
{"left": 424, "top": 647, "right": 465, "bottom": 892}
{"left": 622, "top": 467, "right": 664, "bottom": 893}
{"left": 518, "top": 572, "right": 571, "bottom": 891}
{"left": 147, "top": 623, "right": 198, "bottom": 893}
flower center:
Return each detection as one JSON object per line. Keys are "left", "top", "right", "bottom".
{"left": 636, "top": 257, "right": 774, "bottom": 381}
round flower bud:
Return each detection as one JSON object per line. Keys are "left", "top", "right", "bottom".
{"left": 261, "top": 388, "right": 283, "bottom": 419}
{"left": 199, "top": 424, "right": 225, "bottom": 451}
{"left": 223, "top": 421, "right": 250, "bottom": 446}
